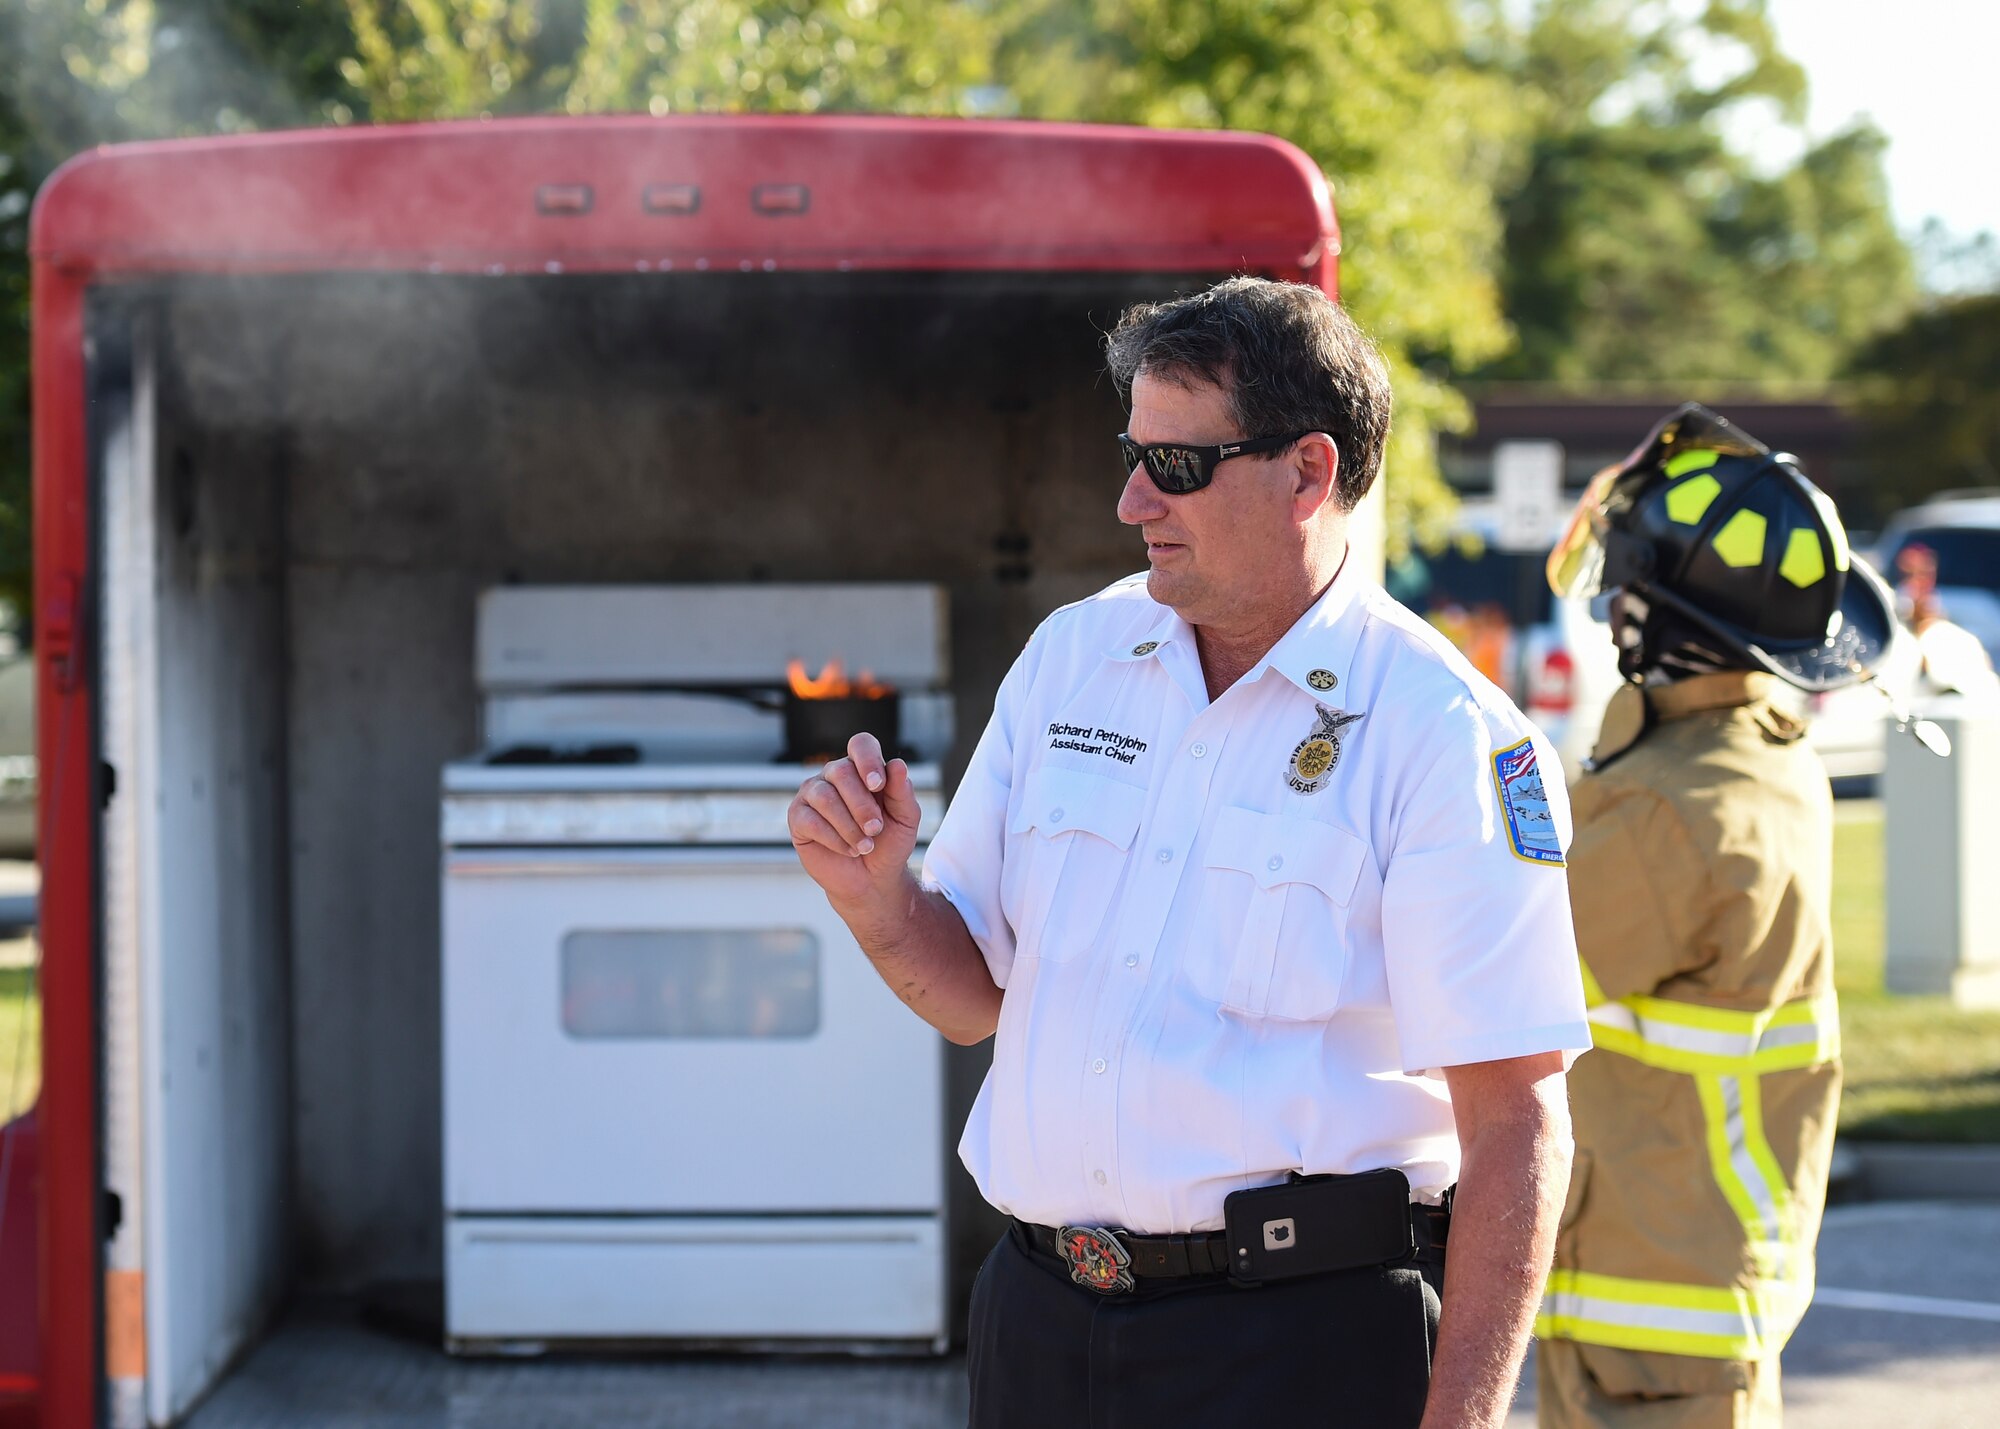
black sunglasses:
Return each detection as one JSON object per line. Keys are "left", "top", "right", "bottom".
{"left": 1117, "top": 432, "right": 1311, "bottom": 495}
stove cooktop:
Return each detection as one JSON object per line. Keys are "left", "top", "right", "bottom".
{"left": 439, "top": 758, "right": 945, "bottom": 847}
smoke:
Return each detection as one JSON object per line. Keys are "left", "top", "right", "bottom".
{"left": 0, "top": 0, "right": 351, "bottom": 167}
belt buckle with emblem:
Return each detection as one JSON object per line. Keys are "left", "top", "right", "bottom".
{"left": 1056, "top": 1225, "right": 1136, "bottom": 1294}
{"left": 1287, "top": 702, "right": 1364, "bottom": 795}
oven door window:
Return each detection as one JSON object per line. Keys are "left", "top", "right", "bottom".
{"left": 561, "top": 929, "right": 821, "bottom": 1039}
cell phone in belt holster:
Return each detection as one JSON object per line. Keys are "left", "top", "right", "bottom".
{"left": 1222, "top": 1167, "right": 1415, "bottom": 1286}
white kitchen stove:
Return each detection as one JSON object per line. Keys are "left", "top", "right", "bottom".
{"left": 441, "top": 585, "right": 953, "bottom": 1354}
{"left": 442, "top": 758, "right": 946, "bottom": 847}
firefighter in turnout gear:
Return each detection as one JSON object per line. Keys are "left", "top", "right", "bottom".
{"left": 1535, "top": 404, "right": 1896, "bottom": 1427}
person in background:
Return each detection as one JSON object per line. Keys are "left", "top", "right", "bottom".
{"left": 790, "top": 277, "right": 1591, "bottom": 1428}
{"left": 1537, "top": 403, "right": 1896, "bottom": 1427}
{"left": 1894, "top": 542, "right": 2000, "bottom": 701}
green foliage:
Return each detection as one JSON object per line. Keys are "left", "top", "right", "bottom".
{"left": 0, "top": 81, "right": 34, "bottom": 628}
{"left": 1848, "top": 292, "right": 2000, "bottom": 509}
{"left": 988, "top": 0, "right": 1521, "bottom": 556}
{"left": 336, "top": 0, "right": 997, "bottom": 120}
{"left": 1484, "top": 0, "right": 1914, "bottom": 387}
{"left": 343, "top": 0, "right": 570, "bottom": 119}
{"left": 0, "top": 965, "right": 38, "bottom": 1122}
{"left": 0, "top": 0, "right": 1927, "bottom": 581}
{"left": 560, "top": 0, "right": 997, "bottom": 116}
{"left": 0, "top": 0, "right": 365, "bottom": 630}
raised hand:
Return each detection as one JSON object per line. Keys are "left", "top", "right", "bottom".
{"left": 788, "top": 731, "right": 923, "bottom": 910}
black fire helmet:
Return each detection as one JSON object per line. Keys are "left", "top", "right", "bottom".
{"left": 1547, "top": 402, "right": 1893, "bottom": 692}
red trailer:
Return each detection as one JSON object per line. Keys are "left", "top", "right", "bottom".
{"left": 13, "top": 115, "right": 1339, "bottom": 1427}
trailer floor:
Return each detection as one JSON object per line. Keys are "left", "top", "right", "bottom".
{"left": 182, "top": 1202, "right": 2000, "bottom": 1428}
{"left": 180, "top": 1298, "right": 968, "bottom": 1429}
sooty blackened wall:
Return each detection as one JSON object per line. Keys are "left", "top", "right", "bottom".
{"left": 150, "top": 270, "right": 1200, "bottom": 1299}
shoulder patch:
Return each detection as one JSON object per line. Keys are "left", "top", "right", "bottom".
{"left": 1491, "top": 738, "right": 1565, "bottom": 866}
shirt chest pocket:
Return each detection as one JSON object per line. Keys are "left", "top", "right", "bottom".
{"left": 1004, "top": 766, "right": 1147, "bottom": 965}
{"left": 1189, "top": 807, "right": 1368, "bottom": 1021}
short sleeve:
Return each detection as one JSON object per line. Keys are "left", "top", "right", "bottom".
{"left": 1379, "top": 698, "right": 1592, "bottom": 1074}
{"left": 920, "top": 639, "right": 1036, "bottom": 989}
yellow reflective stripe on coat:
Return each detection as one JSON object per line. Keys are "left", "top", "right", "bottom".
{"left": 1584, "top": 990, "right": 1838, "bottom": 1075}
{"left": 1577, "top": 955, "right": 1608, "bottom": 1008}
{"left": 1553, "top": 987, "right": 1829, "bottom": 1356}
{"left": 1536, "top": 1269, "right": 1807, "bottom": 1360}
{"left": 1697, "top": 1071, "right": 1797, "bottom": 1285}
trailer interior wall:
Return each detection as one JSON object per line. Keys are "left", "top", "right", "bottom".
{"left": 114, "top": 269, "right": 1208, "bottom": 1359}
{"left": 98, "top": 307, "right": 293, "bottom": 1425}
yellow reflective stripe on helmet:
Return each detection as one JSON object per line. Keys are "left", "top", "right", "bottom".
{"left": 1663, "top": 449, "right": 1721, "bottom": 478}
{"left": 1585, "top": 990, "right": 1838, "bottom": 1074}
{"left": 1536, "top": 1269, "right": 1798, "bottom": 1360}
{"left": 1665, "top": 473, "right": 1724, "bottom": 525}
{"left": 1712, "top": 509, "right": 1768, "bottom": 568}
{"left": 1780, "top": 528, "right": 1827, "bottom": 587}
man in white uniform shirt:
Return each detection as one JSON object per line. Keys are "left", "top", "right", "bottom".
{"left": 789, "top": 277, "right": 1590, "bottom": 1427}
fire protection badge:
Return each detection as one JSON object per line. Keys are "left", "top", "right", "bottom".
{"left": 1287, "top": 704, "right": 1365, "bottom": 794}
{"left": 1491, "top": 738, "right": 1564, "bottom": 866}
{"left": 1056, "top": 1225, "right": 1136, "bottom": 1294}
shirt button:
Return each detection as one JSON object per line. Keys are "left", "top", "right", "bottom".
{"left": 1091, "top": 1058, "right": 1107, "bottom": 1074}
{"left": 1267, "top": 855, "right": 1284, "bottom": 872}
{"left": 1094, "top": 1170, "right": 1108, "bottom": 1185}
{"left": 1191, "top": 742, "right": 1207, "bottom": 758}
{"left": 1125, "top": 954, "right": 1139, "bottom": 968}
{"left": 1050, "top": 808, "right": 1065, "bottom": 824}
{"left": 1156, "top": 848, "right": 1173, "bottom": 864}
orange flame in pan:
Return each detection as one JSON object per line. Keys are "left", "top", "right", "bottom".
{"left": 787, "top": 659, "right": 894, "bottom": 700}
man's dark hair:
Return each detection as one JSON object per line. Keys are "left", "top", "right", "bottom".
{"left": 1105, "top": 277, "right": 1392, "bottom": 510}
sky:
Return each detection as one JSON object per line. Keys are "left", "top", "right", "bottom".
{"left": 1765, "top": 0, "right": 2000, "bottom": 239}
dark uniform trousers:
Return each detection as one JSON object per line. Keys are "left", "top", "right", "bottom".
{"left": 967, "top": 1221, "right": 1443, "bottom": 1428}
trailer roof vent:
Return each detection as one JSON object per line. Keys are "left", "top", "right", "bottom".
{"left": 643, "top": 184, "right": 701, "bottom": 216}
{"left": 751, "top": 183, "right": 810, "bottom": 216}
{"left": 535, "top": 184, "right": 594, "bottom": 216}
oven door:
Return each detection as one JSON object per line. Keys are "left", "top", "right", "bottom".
{"left": 443, "top": 846, "right": 944, "bottom": 1214}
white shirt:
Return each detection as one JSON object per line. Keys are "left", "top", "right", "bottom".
{"left": 922, "top": 563, "right": 1591, "bottom": 1233}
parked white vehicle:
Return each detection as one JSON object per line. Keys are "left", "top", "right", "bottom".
{"left": 1545, "top": 554, "right": 1922, "bottom": 783}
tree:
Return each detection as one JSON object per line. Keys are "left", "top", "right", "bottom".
{"left": 0, "top": 82, "right": 31, "bottom": 629}
{"left": 0, "top": 0, "right": 366, "bottom": 630}
{"left": 337, "top": 0, "right": 1000, "bottom": 121}
{"left": 1849, "top": 293, "right": 2000, "bottom": 512}
{"left": 1912, "top": 218, "right": 2000, "bottom": 299}
{"left": 1482, "top": 0, "right": 1913, "bottom": 386}
{"left": 0, "top": 0, "right": 1916, "bottom": 570}
{"left": 988, "top": 0, "right": 1523, "bottom": 555}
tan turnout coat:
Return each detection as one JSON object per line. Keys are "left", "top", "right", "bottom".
{"left": 1537, "top": 671, "right": 1841, "bottom": 1399}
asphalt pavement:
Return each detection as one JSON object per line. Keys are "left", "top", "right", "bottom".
{"left": 1508, "top": 1200, "right": 2000, "bottom": 1428}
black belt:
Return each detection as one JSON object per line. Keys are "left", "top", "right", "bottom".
{"left": 1013, "top": 1199, "right": 1448, "bottom": 1293}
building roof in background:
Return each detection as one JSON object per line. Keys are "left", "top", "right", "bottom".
{"left": 1457, "top": 387, "right": 1857, "bottom": 454}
